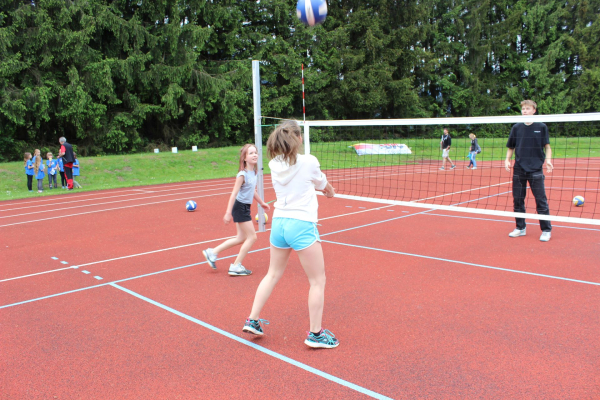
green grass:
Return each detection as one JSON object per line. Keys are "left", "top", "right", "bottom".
{"left": 1, "top": 137, "right": 598, "bottom": 201}
{"left": 0, "top": 148, "right": 250, "bottom": 201}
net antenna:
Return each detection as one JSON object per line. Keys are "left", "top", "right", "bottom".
{"left": 252, "top": 60, "right": 266, "bottom": 232}
{"left": 304, "top": 113, "right": 600, "bottom": 226}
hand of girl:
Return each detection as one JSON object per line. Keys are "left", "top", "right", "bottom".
{"left": 323, "top": 183, "right": 335, "bottom": 198}
{"left": 262, "top": 203, "right": 271, "bottom": 212}
{"left": 223, "top": 212, "right": 232, "bottom": 224}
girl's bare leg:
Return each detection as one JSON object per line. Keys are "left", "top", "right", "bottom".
{"left": 248, "top": 245, "right": 291, "bottom": 319}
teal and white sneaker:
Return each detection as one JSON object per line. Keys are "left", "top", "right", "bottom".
{"left": 242, "top": 318, "right": 269, "bottom": 335}
{"left": 304, "top": 329, "right": 340, "bottom": 349}
{"left": 202, "top": 248, "right": 217, "bottom": 269}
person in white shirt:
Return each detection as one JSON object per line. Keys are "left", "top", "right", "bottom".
{"left": 242, "top": 120, "right": 339, "bottom": 349}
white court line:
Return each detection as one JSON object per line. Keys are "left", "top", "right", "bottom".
{"left": 0, "top": 190, "right": 231, "bottom": 228}
{"left": 412, "top": 181, "right": 512, "bottom": 202}
{"left": 322, "top": 240, "right": 600, "bottom": 286}
{"left": 0, "top": 184, "right": 251, "bottom": 219}
{"left": 0, "top": 181, "right": 205, "bottom": 207}
{"left": 319, "top": 205, "right": 396, "bottom": 220}
{"left": 0, "top": 266, "right": 76, "bottom": 282}
{"left": 71, "top": 235, "right": 237, "bottom": 269}
{"left": 546, "top": 187, "right": 600, "bottom": 191}
{"left": 0, "top": 235, "right": 238, "bottom": 283}
{"left": 0, "top": 251, "right": 262, "bottom": 309}
{"left": 0, "top": 180, "right": 238, "bottom": 212}
{"left": 111, "top": 283, "right": 393, "bottom": 400}
{"left": 2, "top": 201, "right": 394, "bottom": 281}
{"left": 0, "top": 177, "right": 266, "bottom": 209}
{"left": 424, "top": 213, "right": 600, "bottom": 232}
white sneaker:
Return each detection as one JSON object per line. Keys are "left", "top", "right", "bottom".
{"left": 228, "top": 263, "right": 252, "bottom": 276}
{"left": 202, "top": 248, "right": 217, "bottom": 269}
{"left": 439, "top": 167, "right": 445, "bottom": 170}
{"left": 540, "top": 232, "right": 551, "bottom": 242}
{"left": 472, "top": 167, "right": 477, "bottom": 169}
{"left": 508, "top": 228, "right": 526, "bottom": 237}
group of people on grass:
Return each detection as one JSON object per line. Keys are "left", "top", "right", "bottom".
{"left": 197, "top": 98, "right": 552, "bottom": 351}
{"left": 23, "top": 137, "right": 81, "bottom": 193}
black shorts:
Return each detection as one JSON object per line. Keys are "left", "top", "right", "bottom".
{"left": 232, "top": 200, "right": 252, "bottom": 223}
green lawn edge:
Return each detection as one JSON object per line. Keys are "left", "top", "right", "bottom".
{"left": 1, "top": 137, "right": 598, "bottom": 202}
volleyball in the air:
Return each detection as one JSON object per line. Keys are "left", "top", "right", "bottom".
{"left": 255, "top": 213, "right": 269, "bottom": 223}
{"left": 573, "top": 196, "right": 585, "bottom": 207}
{"left": 186, "top": 200, "right": 197, "bottom": 212}
{"left": 296, "top": 0, "right": 327, "bottom": 26}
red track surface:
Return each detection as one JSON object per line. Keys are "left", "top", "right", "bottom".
{"left": 1, "top": 170, "right": 599, "bottom": 399}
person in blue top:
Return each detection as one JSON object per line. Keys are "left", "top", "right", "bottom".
{"left": 72, "top": 153, "right": 82, "bottom": 189}
{"left": 202, "top": 144, "right": 271, "bottom": 276}
{"left": 57, "top": 156, "right": 66, "bottom": 189}
{"left": 24, "top": 152, "right": 34, "bottom": 192}
{"left": 32, "top": 149, "right": 45, "bottom": 193}
{"left": 46, "top": 152, "right": 58, "bottom": 189}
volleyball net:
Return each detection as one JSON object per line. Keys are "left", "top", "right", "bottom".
{"left": 300, "top": 113, "right": 600, "bottom": 226}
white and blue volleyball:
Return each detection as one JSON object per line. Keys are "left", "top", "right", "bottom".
{"left": 573, "top": 196, "right": 585, "bottom": 207}
{"left": 186, "top": 200, "right": 197, "bottom": 212}
{"left": 297, "top": 0, "right": 327, "bottom": 26}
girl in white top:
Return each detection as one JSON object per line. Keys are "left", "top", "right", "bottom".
{"left": 203, "top": 144, "right": 270, "bottom": 276}
{"left": 242, "top": 120, "right": 339, "bottom": 349}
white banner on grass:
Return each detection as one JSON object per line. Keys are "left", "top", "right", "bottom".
{"left": 350, "top": 143, "right": 412, "bottom": 156}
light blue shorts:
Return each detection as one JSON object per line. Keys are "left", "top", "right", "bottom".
{"left": 270, "top": 217, "right": 320, "bottom": 251}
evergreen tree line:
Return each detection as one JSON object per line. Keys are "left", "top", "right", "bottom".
{"left": 1, "top": 0, "right": 599, "bottom": 161}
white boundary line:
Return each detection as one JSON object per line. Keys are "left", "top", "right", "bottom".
{"left": 0, "top": 266, "right": 76, "bottom": 282}
{"left": 412, "top": 181, "right": 512, "bottom": 202}
{"left": 0, "top": 191, "right": 230, "bottom": 228}
{"left": 0, "top": 236, "right": 238, "bottom": 283}
{"left": 111, "top": 283, "right": 393, "bottom": 400}
{"left": 0, "top": 181, "right": 237, "bottom": 212}
{"left": 321, "top": 240, "right": 600, "bottom": 286}
{"left": 0, "top": 185, "right": 241, "bottom": 219}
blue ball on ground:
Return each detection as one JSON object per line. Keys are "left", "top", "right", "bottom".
{"left": 186, "top": 200, "right": 197, "bottom": 212}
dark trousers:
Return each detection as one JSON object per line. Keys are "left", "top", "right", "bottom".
{"left": 59, "top": 171, "right": 67, "bottom": 187}
{"left": 512, "top": 166, "right": 552, "bottom": 232}
{"left": 64, "top": 165, "right": 73, "bottom": 189}
{"left": 26, "top": 175, "right": 33, "bottom": 191}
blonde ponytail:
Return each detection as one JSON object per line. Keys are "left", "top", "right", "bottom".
{"left": 267, "top": 120, "right": 302, "bottom": 165}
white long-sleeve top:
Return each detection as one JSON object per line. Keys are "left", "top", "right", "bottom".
{"left": 269, "top": 154, "right": 328, "bottom": 223}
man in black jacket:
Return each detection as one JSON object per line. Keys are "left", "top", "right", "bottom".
{"left": 505, "top": 100, "right": 554, "bottom": 242}
{"left": 58, "top": 137, "right": 75, "bottom": 190}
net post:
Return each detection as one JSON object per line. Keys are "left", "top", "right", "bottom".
{"left": 304, "top": 124, "right": 310, "bottom": 155}
{"left": 252, "top": 60, "right": 266, "bottom": 232}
